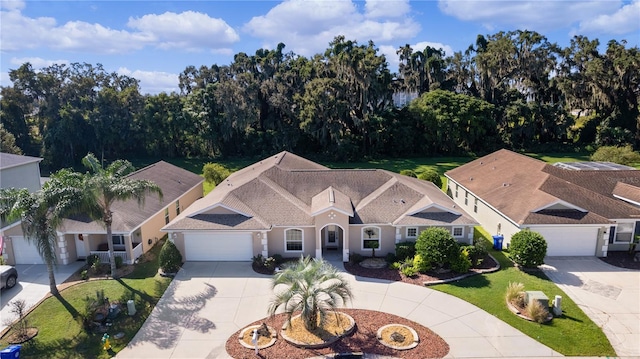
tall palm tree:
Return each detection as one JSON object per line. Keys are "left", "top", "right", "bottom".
{"left": 80, "top": 153, "right": 162, "bottom": 278}
{"left": 268, "top": 256, "right": 352, "bottom": 331}
{"left": 0, "top": 170, "right": 84, "bottom": 296}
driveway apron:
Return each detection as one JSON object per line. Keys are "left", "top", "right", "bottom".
{"left": 542, "top": 257, "right": 640, "bottom": 358}
{"left": 118, "top": 261, "right": 560, "bottom": 358}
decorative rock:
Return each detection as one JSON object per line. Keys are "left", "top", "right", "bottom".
{"left": 238, "top": 324, "right": 277, "bottom": 350}
{"left": 359, "top": 258, "right": 387, "bottom": 269}
{"left": 377, "top": 324, "right": 419, "bottom": 350}
{"left": 391, "top": 331, "right": 405, "bottom": 342}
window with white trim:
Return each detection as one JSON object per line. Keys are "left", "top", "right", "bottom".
{"left": 464, "top": 191, "right": 468, "bottom": 205}
{"left": 285, "top": 229, "right": 303, "bottom": 251}
{"left": 452, "top": 227, "right": 463, "bottom": 238}
{"left": 474, "top": 198, "right": 478, "bottom": 213}
{"left": 164, "top": 208, "right": 170, "bottom": 224}
{"left": 112, "top": 235, "right": 125, "bottom": 247}
{"left": 176, "top": 200, "right": 180, "bottom": 215}
{"left": 406, "top": 227, "right": 418, "bottom": 239}
{"left": 362, "top": 227, "right": 380, "bottom": 250}
{"left": 455, "top": 184, "right": 459, "bottom": 198}
{"left": 614, "top": 222, "right": 634, "bottom": 243}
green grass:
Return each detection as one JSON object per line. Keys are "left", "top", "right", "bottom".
{"left": 0, "top": 241, "right": 172, "bottom": 359}
{"left": 431, "top": 227, "right": 615, "bottom": 357}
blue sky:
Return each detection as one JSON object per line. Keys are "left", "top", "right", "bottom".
{"left": 1, "top": 0, "right": 639, "bottom": 94}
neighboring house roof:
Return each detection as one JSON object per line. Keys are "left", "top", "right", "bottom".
{"left": 165, "top": 151, "right": 475, "bottom": 231}
{"left": 445, "top": 149, "right": 640, "bottom": 226}
{"left": 0, "top": 152, "right": 42, "bottom": 171}
{"left": 61, "top": 161, "right": 203, "bottom": 234}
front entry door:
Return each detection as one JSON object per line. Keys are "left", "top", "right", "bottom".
{"left": 325, "top": 225, "right": 338, "bottom": 248}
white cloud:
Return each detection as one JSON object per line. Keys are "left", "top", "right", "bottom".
{"left": 438, "top": 0, "right": 622, "bottom": 32}
{"left": 0, "top": 0, "right": 24, "bottom": 11}
{"left": 365, "top": 0, "right": 411, "bottom": 18}
{"left": 412, "top": 41, "right": 454, "bottom": 57}
{"left": 10, "top": 57, "right": 69, "bottom": 68}
{"left": 117, "top": 67, "right": 179, "bottom": 95}
{"left": 1, "top": 6, "right": 238, "bottom": 54}
{"left": 244, "top": 0, "right": 420, "bottom": 56}
{"left": 378, "top": 41, "right": 454, "bottom": 72}
{"left": 127, "top": 11, "right": 240, "bottom": 51}
{"left": 0, "top": 72, "right": 11, "bottom": 87}
{"left": 578, "top": 0, "right": 640, "bottom": 35}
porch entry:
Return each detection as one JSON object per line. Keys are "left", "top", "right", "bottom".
{"left": 320, "top": 225, "right": 344, "bottom": 261}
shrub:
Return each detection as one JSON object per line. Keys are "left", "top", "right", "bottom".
{"left": 80, "top": 270, "right": 88, "bottom": 280}
{"left": 385, "top": 252, "right": 397, "bottom": 264}
{"left": 114, "top": 256, "right": 124, "bottom": 269}
{"left": 252, "top": 254, "right": 265, "bottom": 267}
{"left": 159, "top": 240, "right": 183, "bottom": 273}
{"left": 264, "top": 257, "right": 277, "bottom": 270}
{"left": 591, "top": 144, "right": 640, "bottom": 166}
{"left": 91, "top": 261, "right": 102, "bottom": 274}
{"left": 417, "top": 168, "right": 443, "bottom": 188}
{"left": 450, "top": 251, "right": 472, "bottom": 273}
{"left": 464, "top": 240, "right": 488, "bottom": 267}
{"left": 349, "top": 253, "right": 364, "bottom": 264}
{"left": 399, "top": 169, "right": 417, "bottom": 178}
{"left": 203, "top": 162, "right": 231, "bottom": 185}
{"left": 526, "top": 299, "right": 550, "bottom": 323}
{"left": 395, "top": 241, "right": 416, "bottom": 261}
{"left": 415, "top": 227, "right": 460, "bottom": 269}
{"left": 401, "top": 265, "right": 417, "bottom": 277}
{"left": 505, "top": 282, "right": 525, "bottom": 304}
{"left": 86, "top": 254, "right": 100, "bottom": 266}
{"left": 412, "top": 253, "right": 431, "bottom": 273}
{"left": 510, "top": 230, "right": 547, "bottom": 268}
{"left": 390, "top": 261, "right": 402, "bottom": 270}
{"left": 271, "top": 254, "right": 284, "bottom": 264}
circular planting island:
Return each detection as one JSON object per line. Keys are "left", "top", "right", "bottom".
{"left": 238, "top": 324, "right": 277, "bottom": 350}
{"left": 280, "top": 312, "right": 356, "bottom": 349}
{"left": 377, "top": 324, "right": 419, "bottom": 350}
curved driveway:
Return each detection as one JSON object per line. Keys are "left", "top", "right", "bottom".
{"left": 118, "top": 260, "right": 561, "bottom": 358}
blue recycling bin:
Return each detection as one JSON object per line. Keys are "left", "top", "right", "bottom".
{"left": 492, "top": 235, "right": 504, "bottom": 251}
{"left": 0, "top": 345, "right": 21, "bottom": 359}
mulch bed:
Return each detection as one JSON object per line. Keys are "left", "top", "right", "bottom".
{"left": 598, "top": 251, "right": 640, "bottom": 270}
{"left": 344, "top": 255, "right": 498, "bottom": 286}
{"left": 225, "top": 309, "right": 449, "bottom": 359}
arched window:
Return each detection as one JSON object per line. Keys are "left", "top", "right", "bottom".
{"left": 285, "top": 228, "right": 303, "bottom": 252}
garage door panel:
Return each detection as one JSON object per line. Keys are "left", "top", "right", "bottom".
{"left": 12, "top": 236, "right": 44, "bottom": 264}
{"left": 532, "top": 227, "right": 598, "bottom": 256}
{"left": 184, "top": 233, "right": 252, "bottom": 261}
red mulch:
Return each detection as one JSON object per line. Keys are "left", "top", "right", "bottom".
{"left": 599, "top": 251, "right": 640, "bottom": 270}
{"left": 225, "top": 309, "right": 449, "bottom": 359}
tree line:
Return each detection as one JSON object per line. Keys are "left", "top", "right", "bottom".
{"left": 1, "top": 30, "right": 638, "bottom": 171}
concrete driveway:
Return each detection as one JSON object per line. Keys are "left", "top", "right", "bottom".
{"left": 542, "top": 257, "right": 640, "bottom": 358}
{"left": 0, "top": 262, "right": 84, "bottom": 333}
{"left": 118, "top": 261, "right": 560, "bottom": 358}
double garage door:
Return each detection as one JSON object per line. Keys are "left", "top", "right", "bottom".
{"left": 184, "top": 232, "right": 253, "bottom": 261}
{"left": 11, "top": 236, "right": 45, "bottom": 264}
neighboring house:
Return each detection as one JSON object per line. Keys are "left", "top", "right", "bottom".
{"left": 163, "top": 151, "right": 477, "bottom": 262}
{"left": 1, "top": 160, "right": 204, "bottom": 265}
{"left": 0, "top": 152, "right": 44, "bottom": 264}
{"left": 445, "top": 149, "right": 640, "bottom": 257}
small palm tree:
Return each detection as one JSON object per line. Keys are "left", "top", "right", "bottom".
{"left": 79, "top": 154, "right": 162, "bottom": 278}
{"left": 268, "top": 256, "right": 352, "bottom": 332}
{"left": 0, "top": 170, "right": 85, "bottom": 296}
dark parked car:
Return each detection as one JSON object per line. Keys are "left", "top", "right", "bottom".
{"left": 1, "top": 265, "right": 18, "bottom": 289}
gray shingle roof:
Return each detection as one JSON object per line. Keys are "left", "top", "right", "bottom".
{"left": 166, "top": 152, "right": 475, "bottom": 231}
{"left": 0, "top": 152, "right": 42, "bottom": 170}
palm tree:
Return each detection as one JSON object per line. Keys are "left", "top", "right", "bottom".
{"left": 268, "top": 256, "right": 352, "bottom": 332}
{"left": 80, "top": 153, "right": 162, "bottom": 278}
{"left": 0, "top": 170, "right": 85, "bottom": 296}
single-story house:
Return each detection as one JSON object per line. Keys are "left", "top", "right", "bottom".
{"left": 445, "top": 149, "right": 640, "bottom": 256}
{"left": 163, "top": 151, "right": 477, "bottom": 262}
{"left": 1, "top": 161, "right": 204, "bottom": 265}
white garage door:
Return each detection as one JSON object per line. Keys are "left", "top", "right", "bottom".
{"left": 184, "top": 232, "right": 253, "bottom": 261}
{"left": 11, "top": 236, "right": 44, "bottom": 264}
{"left": 530, "top": 226, "right": 598, "bottom": 256}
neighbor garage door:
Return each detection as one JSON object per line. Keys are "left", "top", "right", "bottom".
{"left": 11, "top": 236, "right": 44, "bottom": 264}
{"left": 530, "top": 226, "right": 598, "bottom": 256}
{"left": 184, "top": 232, "right": 253, "bottom": 261}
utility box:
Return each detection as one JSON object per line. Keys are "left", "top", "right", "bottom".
{"left": 552, "top": 295, "right": 562, "bottom": 316}
{"left": 525, "top": 291, "right": 549, "bottom": 311}
{"left": 0, "top": 345, "right": 21, "bottom": 359}
{"left": 127, "top": 300, "right": 136, "bottom": 316}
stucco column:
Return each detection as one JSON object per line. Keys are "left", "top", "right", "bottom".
{"left": 316, "top": 229, "right": 322, "bottom": 259}
{"left": 395, "top": 227, "right": 402, "bottom": 243}
{"left": 57, "top": 234, "right": 69, "bottom": 265}
{"left": 261, "top": 231, "right": 268, "bottom": 257}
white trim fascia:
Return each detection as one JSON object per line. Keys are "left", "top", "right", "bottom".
{"left": 271, "top": 225, "right": 315, "bottom": 228}
{"left": 525, "top": 223, "right": 610, "bottom": 229}
{"left": 0, "top": 157, "right": 43, "bottom": 171}
{"left": 613, "top": 194, "right": 640, "bottom": 207}
{"left": 163, "top": 227, "right": 270, "bottom": 233}
{"left": 0, "top": 220, "right": 22, "bottom": 233}
{"left": 190, "top": 203, "right": 252, "bottom": 218}
{"left": 310, "top": 206, "right": 354, "bottom": 217}
{"left": 530, "top": 200, "right": 587, "bottom": 213}
{"left": 407, "top": 203, "right": 461, "bottom": 216}
{"left": 445, "top": 175, "right": 521, "bottom": 228}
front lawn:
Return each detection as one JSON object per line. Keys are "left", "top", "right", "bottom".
{"left": 432, "top": 227, "right": 615, "bottom": 357}
{"left": 0, "top": 241, "right": 172, "bottom": 359}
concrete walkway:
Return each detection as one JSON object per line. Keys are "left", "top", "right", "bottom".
{"left": 118, "top": 261, "right": 561, "bottom": 358}
{"left": 542, "top": 257, "right": 640, "bottom": 358}
{"left": 0, "top": 262, "right": 84, "bottom": 333}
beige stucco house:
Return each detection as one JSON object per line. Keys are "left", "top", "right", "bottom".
{"left": 1, "top": 159, "right": 204, "bottom": 265}
{"left": 445, "top": 149, "right": 640, "bottom": 257}
{"left": 163, "top": 151, "right": 477, "bottom": 262}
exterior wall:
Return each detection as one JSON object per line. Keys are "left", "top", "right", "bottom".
{"left": 348, "top": 225, "right": 396, "bottom": 257}
{"left": 0, "top": 162, "right": 42, "bottom": 193}
{"left": 447, "top": 179, "right": 520, "bottom": 246}
{"left": 62, "top": 234, "right": 77, "bottom": 264}
{"left": 397, "top": 225, "right": 474, "bottom": 244}
{"left": 267, "top": 227, "right": 315, "bottom": 258}
{"left": 171, "top": 232, "right": 186, "bottom": 259}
